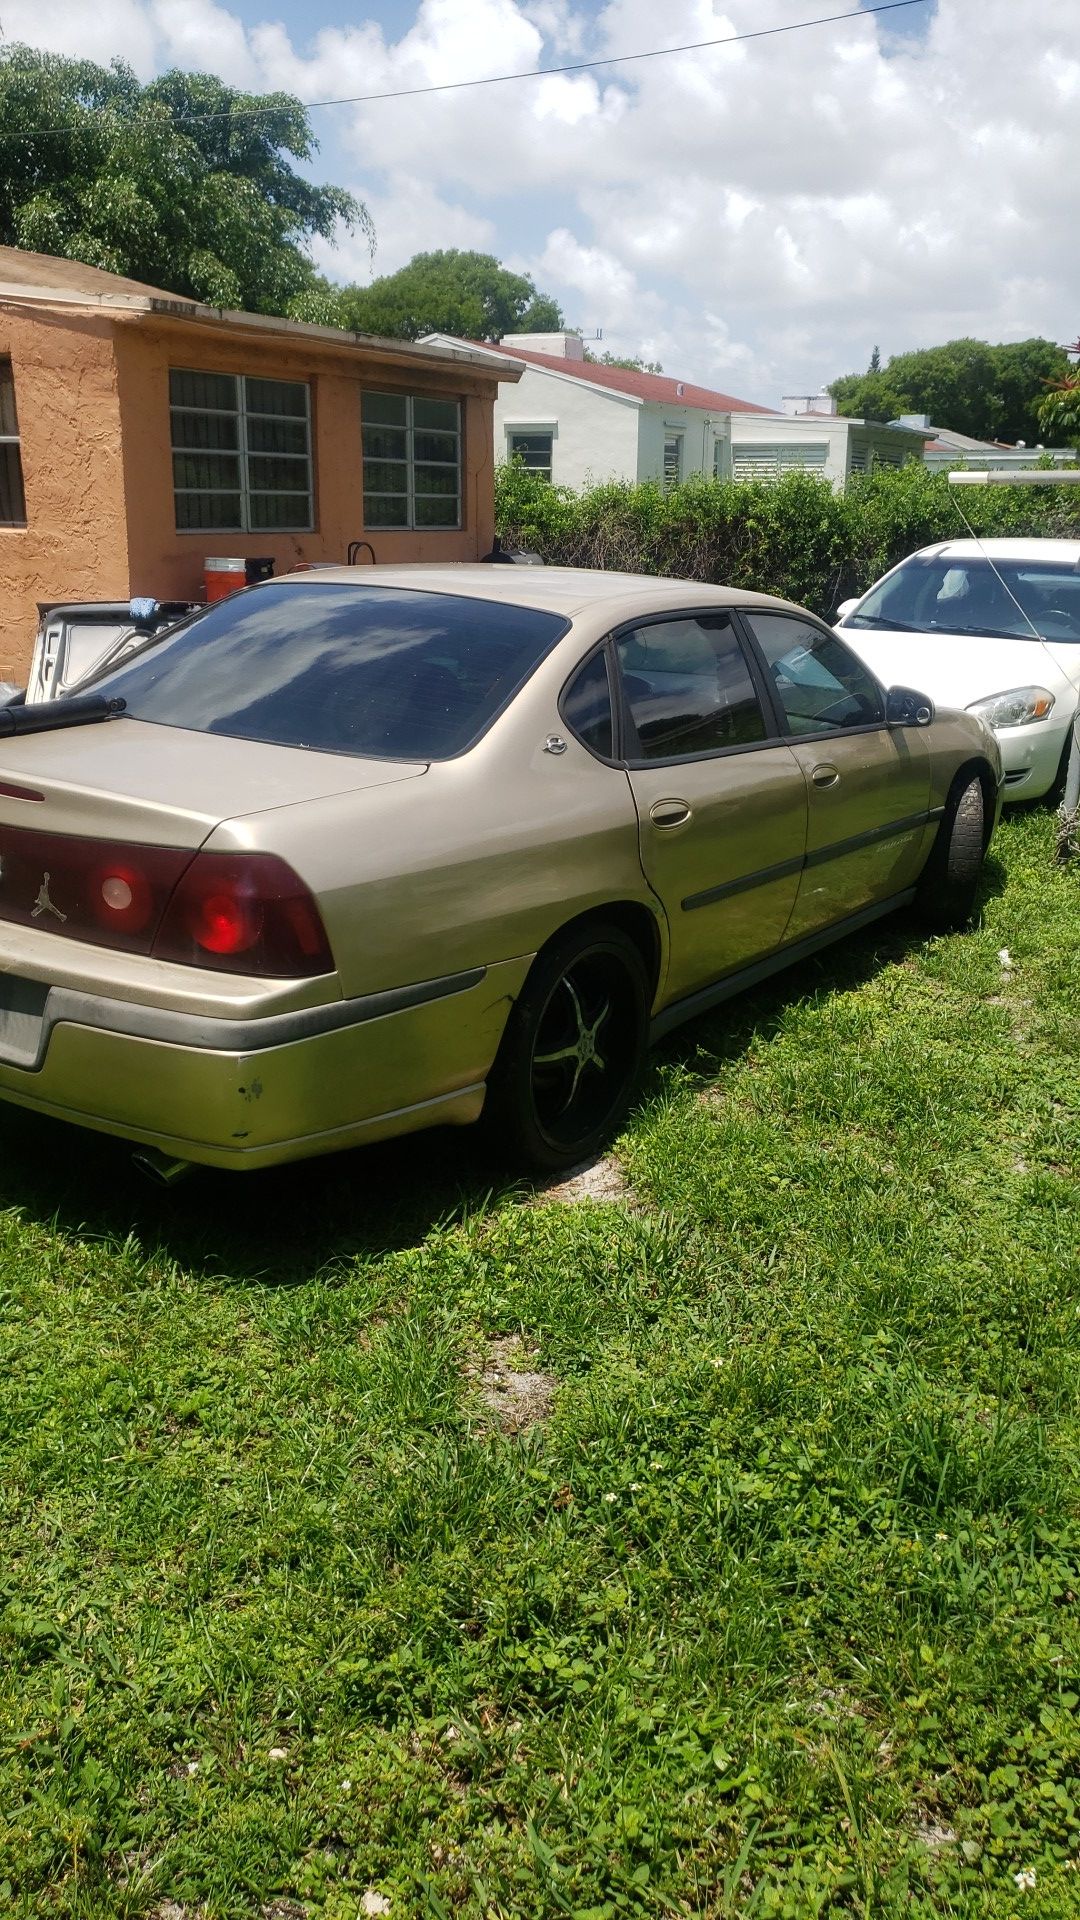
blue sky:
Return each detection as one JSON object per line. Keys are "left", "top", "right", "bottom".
{"left": 3, "top": 0, "right": 1071, "bottom": 404}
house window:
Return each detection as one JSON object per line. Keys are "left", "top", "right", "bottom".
{"left": 0, "top": 358, "right": 27, "bottom": 527}
{"left": 170, "top": 369, "right": 313, "bottom": 533}
{"left": 507, "top": 430, "right": 553, "bottom": 482}
{"left": 663, "top": 433, "right": 683, "bottom": 490}
{"left": 732, "top": 444, "right": 829, "bottom": 482}
{"left": 363, "top": 393, "right": 461, "bottom": 529}
{"left": 848, "top": 440, "right": 871, "bottom": 475}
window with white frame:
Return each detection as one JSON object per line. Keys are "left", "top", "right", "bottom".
{"left": 0, "top": 358, "right": 27, "bottom": 527}
{"left": 663, "top": 432, "right": 684, "bottom": 491}
{"left": 170, "top": 369, "right": 313, "bottom": 533}
{"left": 362, "top": 392, "right": 461, "bottom": 529}
{"left": 507, "top": 429, "right": 553, "bottom": 482}
{"left": 732, "top": 443, "right": 829, "bottom": 482}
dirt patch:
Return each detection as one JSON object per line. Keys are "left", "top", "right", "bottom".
{"left": 913, "top": 1811, "right": 958, "bottom": 1852}
{"left": 541, "top": 1155, "right": 631, "bottom": 1205}
{"left": 467, "top": 1336, "right": 557, "bottom": 1434}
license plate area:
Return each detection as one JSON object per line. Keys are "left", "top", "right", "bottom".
{"left": 0, "top": 972, "right": 49, "bottom": 1068}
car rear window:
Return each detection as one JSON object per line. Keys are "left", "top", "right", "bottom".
{"left": 94, "top": 582, "right": 570, "bottom": 760}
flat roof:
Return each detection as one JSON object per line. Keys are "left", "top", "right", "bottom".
{"left": 0, "top": 245, "right": 522, "bottom": 382}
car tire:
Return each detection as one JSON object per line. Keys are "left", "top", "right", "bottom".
{"left": 485, "top": 921, "right": 650, "bottom": 1175}
{"left": 914, "top": 774, "right": 986, "bottom": 931}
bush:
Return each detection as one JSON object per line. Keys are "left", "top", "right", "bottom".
{"left": 495, "top": 459, "right": 1080, "bottom": 618}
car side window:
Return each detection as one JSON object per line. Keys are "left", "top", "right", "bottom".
{"left": 744, "top": 612, "right": 885, "bottom": 735}
{"left": 561, "top": 647, "right": 614, "bottom": 758}
{"left": 616, "top": 614, "right": 767, "bottom": 761}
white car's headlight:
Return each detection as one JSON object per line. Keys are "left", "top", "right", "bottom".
{"left": 966, "top": 687, "right": 1056, "bottom": 730}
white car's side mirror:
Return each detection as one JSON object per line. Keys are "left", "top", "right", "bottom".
{"left": 835, "top": 598, "right": 859, "bottom": 622}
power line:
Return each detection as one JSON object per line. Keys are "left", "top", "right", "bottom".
{"left": 2, "top": 0, "right": 931, "bottom": 141}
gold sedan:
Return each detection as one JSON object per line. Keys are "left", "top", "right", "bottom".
{"left": 0, "top": 567, "right": 1002, "bottom": 1180}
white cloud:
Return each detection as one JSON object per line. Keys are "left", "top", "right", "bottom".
{"left": 1, "top": 0, "right": 1076, "bottom": 403}
{"left": 314, "top": 176, "right": 497, "bottom": 280}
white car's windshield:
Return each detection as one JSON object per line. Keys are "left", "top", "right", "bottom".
{"left": 848, "top": 556, "right": 1080, "bottom": 643}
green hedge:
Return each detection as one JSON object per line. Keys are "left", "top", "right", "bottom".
{"left": 494, "top": 460, "right": 1080, "bottom": 618}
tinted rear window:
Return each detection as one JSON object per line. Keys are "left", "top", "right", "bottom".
{"left": 95, "top": 582, "right": 570, "bottom": 760}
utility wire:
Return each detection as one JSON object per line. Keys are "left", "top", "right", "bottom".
{"left": 2, "top": 0, "right": 931, "bottom": 140}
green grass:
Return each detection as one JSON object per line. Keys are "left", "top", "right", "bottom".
{"left": 2, "top": 809, "right": 1079, "bottom": 1919}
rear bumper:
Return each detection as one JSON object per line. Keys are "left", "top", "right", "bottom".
{"left": 0, "top": 956, "right": 531, "bottom": 1168}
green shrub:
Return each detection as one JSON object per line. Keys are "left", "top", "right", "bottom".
{"left": 495, "top": 459, "right": 1080, "bottom": 617}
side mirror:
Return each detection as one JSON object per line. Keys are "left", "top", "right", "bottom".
{"left": 834, "top": 598, "right": 859, "bottom": 622}
{"left": 886, "top": 685, "right": 934, "bottom": 728}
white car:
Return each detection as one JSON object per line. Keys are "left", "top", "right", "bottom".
{"left": 836, "top": 539, "right": 1080, "bottom": 800}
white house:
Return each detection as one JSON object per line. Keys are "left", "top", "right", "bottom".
{"left": 422, "top": 332, "right": 928, "bottom": 489}
{"left": 422, "top": 330, "right": 763, "bottom": 487}
{"left": 892, "top": 414, "right": 1078, "bottom": 472}
{"left": 729, "top": 390, "right": 929, "bottom": 483}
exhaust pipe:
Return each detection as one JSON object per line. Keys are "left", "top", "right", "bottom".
{"left": 132, "top": 1147, "right": 194, "bottom": 1189}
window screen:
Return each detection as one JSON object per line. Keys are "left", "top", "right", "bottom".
{"left": 170, "top": 370, "right": 313, "bottom": 533}
{"left": 745, "top": 613, "right": 884, "bottom": 734}
{"left": 363, "top": 393, "right": 461, "bottom": 529}
{"left": 0, "top": 359, "right": 27, "bottom": 527}
{"left": 663, "top": 434, "right": 683, "bottom": 491}
{"left": 508, "top": 430, "right": 553, "bottom": 481}
{"left": 617, "top": 614, "right": 767, "bottom": 760}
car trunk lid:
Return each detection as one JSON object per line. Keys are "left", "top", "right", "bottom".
{"left": 0, "top": 717, "right": 426, "bottom": 848}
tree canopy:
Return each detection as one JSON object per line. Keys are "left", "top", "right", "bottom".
{"left": 1037, "top": 358, "right": 1080, "bottom": 443}
{"left": 829, "top": 337, "right": 1072, "bottom": 444}
{"left": 332, "top": 249, "right": 563, "bottom": 342}
{"left": 585, "top": 349, "right": 664, "bottom": 374}
{"left": 0, "top": 44, "right": 368, "bottom": 317}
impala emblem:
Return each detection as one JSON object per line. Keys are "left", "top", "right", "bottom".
{"left": 31, "top": 872, "right": 67, "bottom": 924}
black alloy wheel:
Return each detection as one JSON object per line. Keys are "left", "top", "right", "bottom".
{"left": 487, "top": 923, "right": 650, "bottom": 1174}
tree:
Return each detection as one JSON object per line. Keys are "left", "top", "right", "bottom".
{"left": 584, "top": 349, "right": 664, "bottom": 374}
{"left": 829, "top": 336, "right": 1072, "bottom": 443}
{"left": 0, "top": 45, "right": 367, "bottom": 317}
{"left": 868, "top": 344, "right": 881, "bottom": 373}
{"left": 334, "top": 250, "right": 563, "bottom": 341}
{"left": 1037, "top": 369, "right": 1080, "bottom": 444}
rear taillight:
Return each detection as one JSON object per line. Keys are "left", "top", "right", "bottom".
{"left": 0, "top": 822, "right": 191, "bottom": 952}
{"left": 0, "top": 824, "right": 333, "bottom": 977}
{"left": 151, "top": 852, "right": 334, "bottom": 977}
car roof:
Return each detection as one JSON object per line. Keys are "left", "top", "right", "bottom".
{"left": 913, "top": 538, "right": 1080, "bottom": 564}
{"left": 274, "top": 563, "right": 807, "bottom": 620}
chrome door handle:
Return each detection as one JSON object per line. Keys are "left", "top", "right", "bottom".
{"left": 650, "top": 798, "right": 692, "bottom": 827}
{"left": 811, "top": 764, "right": 840, "bottom": 788}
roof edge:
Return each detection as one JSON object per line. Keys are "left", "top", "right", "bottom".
{"left": 0, "top": 283, "right": 524, "bottom": 377}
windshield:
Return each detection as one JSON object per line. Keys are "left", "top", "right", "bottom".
{"left": 846, "top": 555, "right": 1080, "bottom": 643}
{"left": 92, "top": 582, "right": 570, "bottom": 760}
